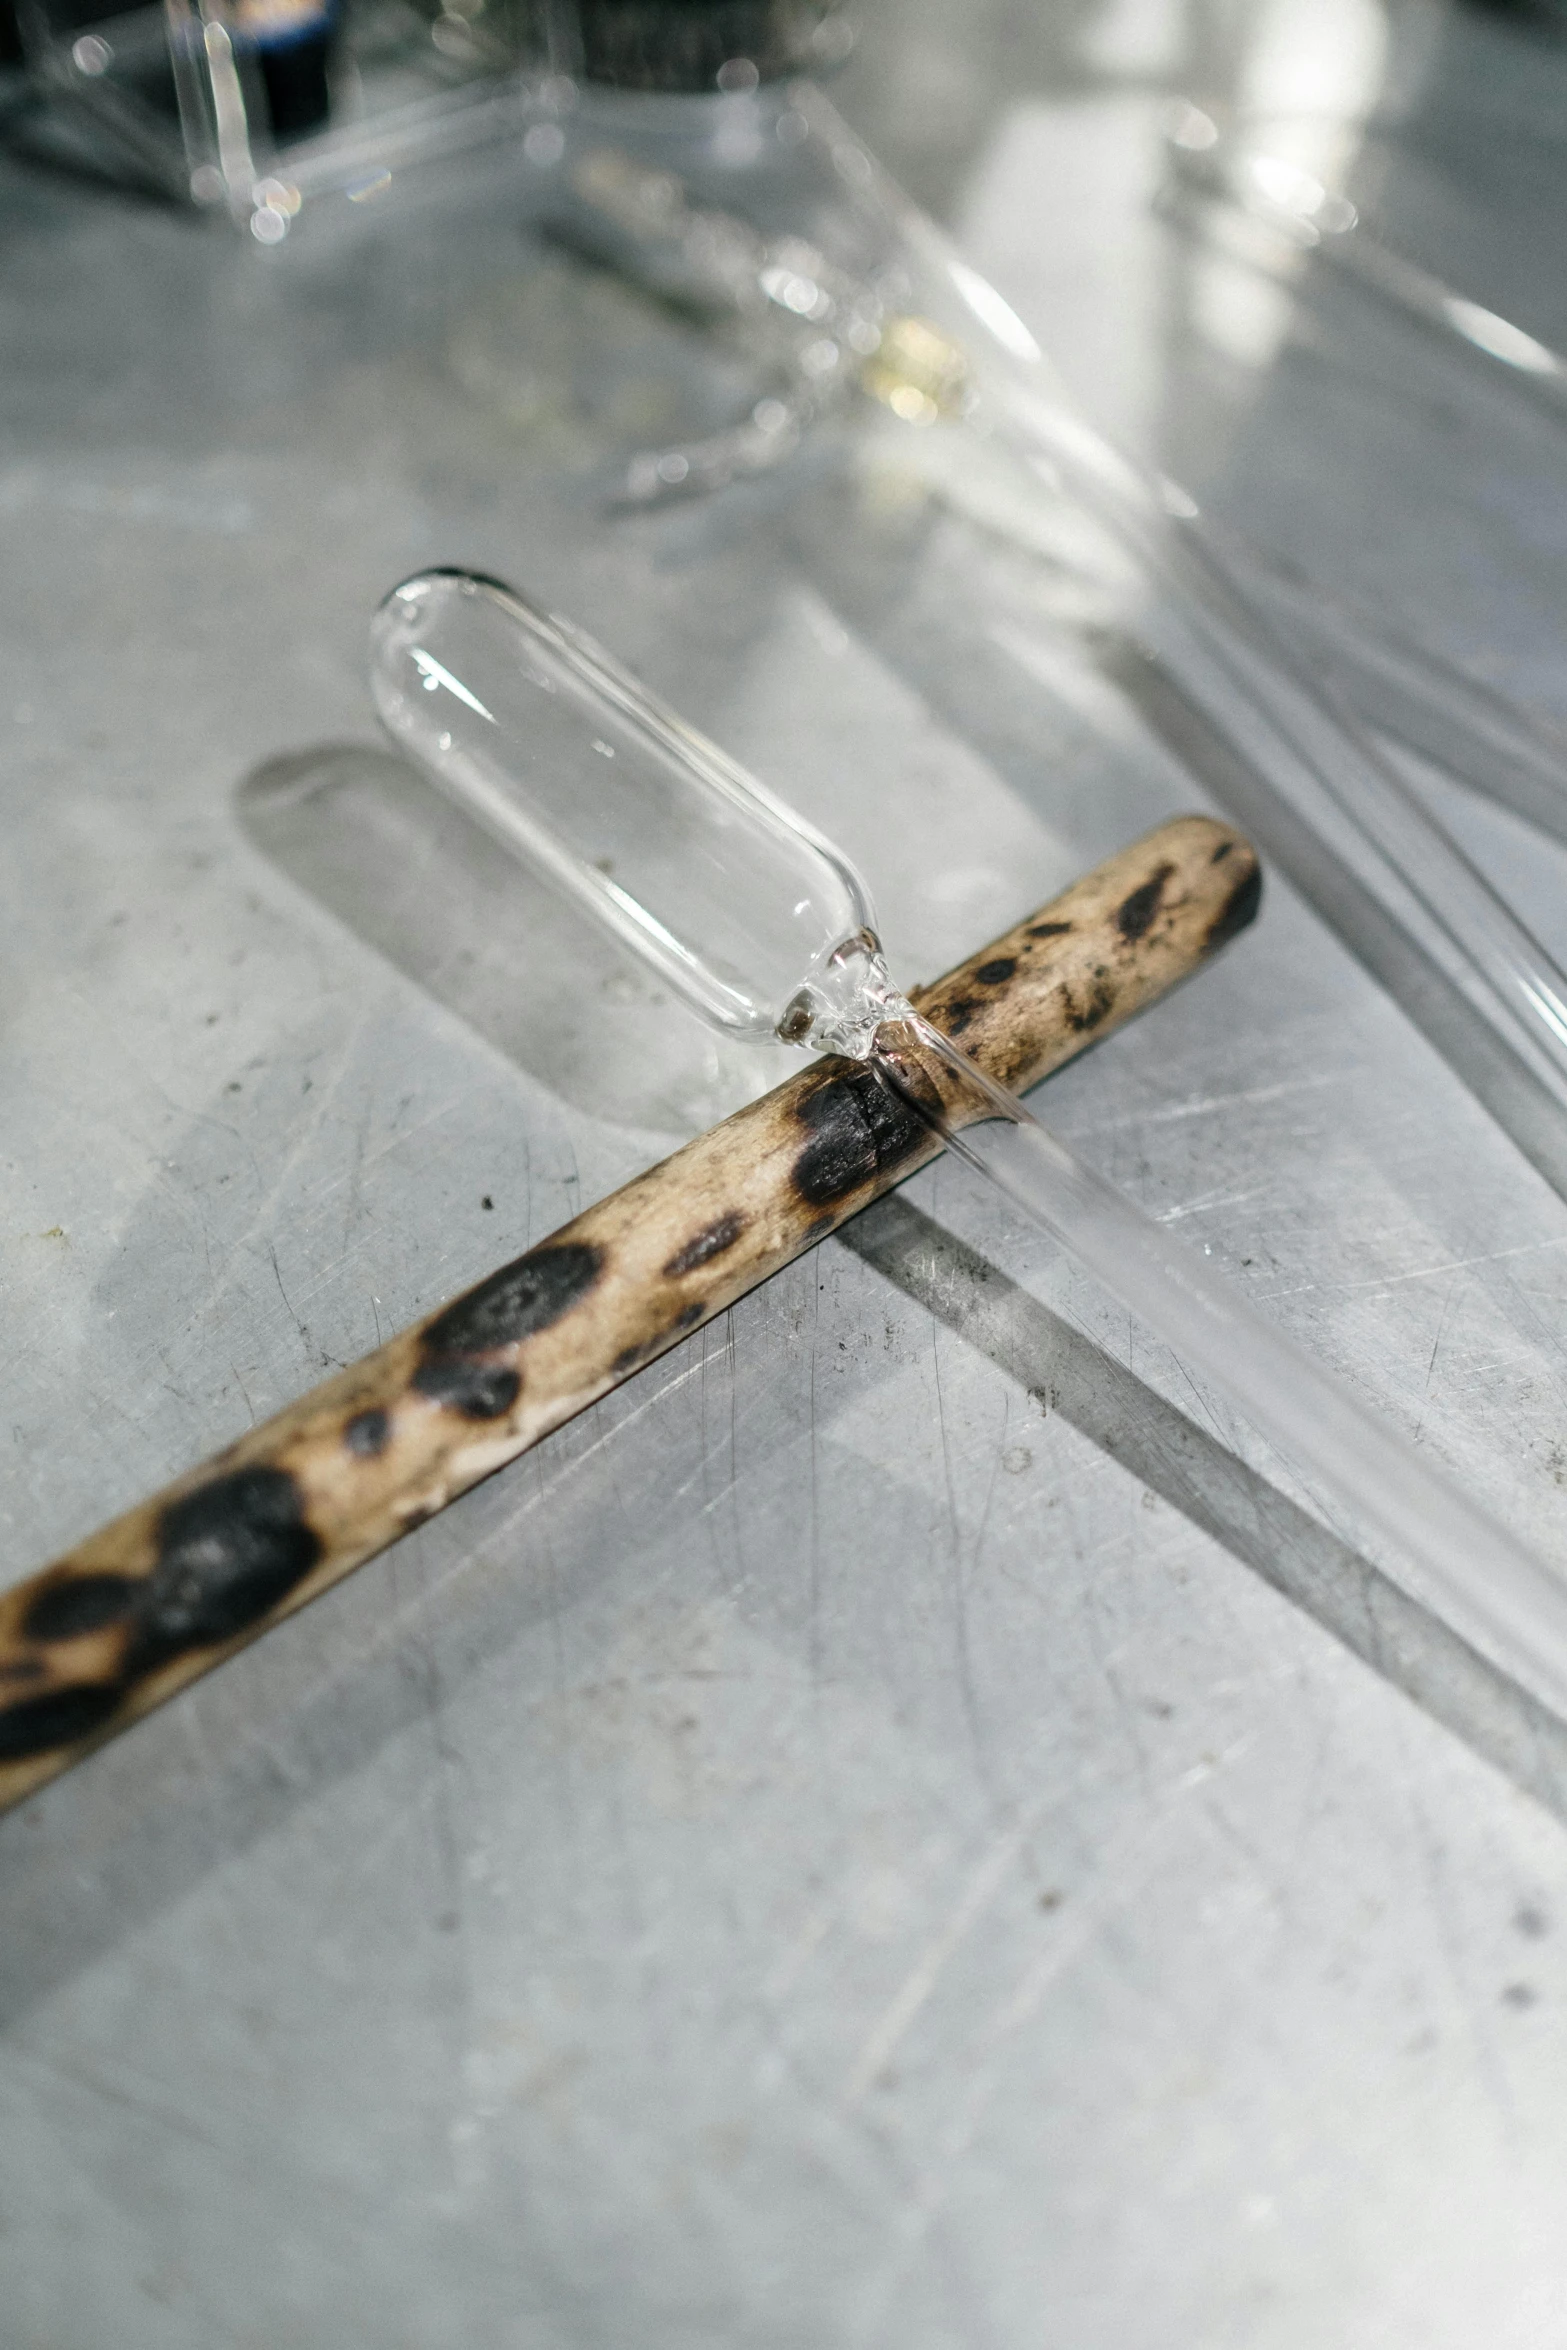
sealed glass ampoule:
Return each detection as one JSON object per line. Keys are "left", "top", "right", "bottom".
{"left": 370, "top": 569, "right": 893, "bottom": 1053}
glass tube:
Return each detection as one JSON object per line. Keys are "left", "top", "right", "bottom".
{"left": 369, "top": 564, "right": 1567, "bottom": 1719}
{"left": 845, "top": 138, "right": 1567, "bottom": 1118}
{"left": 881, "top": 1010, "right": 1567, "bottom": 1717}
{"left": 1160, "top": 109, "right": 1567, "bottom": 420}
{"left": 1232, "top": 549, "right": 1567, "bottom": 853}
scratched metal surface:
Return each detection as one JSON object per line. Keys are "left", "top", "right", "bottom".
{"left": 6, "top": 3, "right": 1567, "bottom": 2344}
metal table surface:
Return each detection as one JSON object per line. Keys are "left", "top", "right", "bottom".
{"left": 6, "top": 3, "right": 1567, "bottom": 2343}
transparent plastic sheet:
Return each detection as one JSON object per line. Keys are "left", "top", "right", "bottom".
{"left": 368, "top": 567, "right": 1567, "bottom": 1723}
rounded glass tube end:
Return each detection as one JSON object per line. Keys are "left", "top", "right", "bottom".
{"left": 369, "top": 568, "right": 886, "bottom": 1050}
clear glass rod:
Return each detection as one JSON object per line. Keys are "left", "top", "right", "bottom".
{"left": 881, "top": 1008, "right": 1567, "bottom": 1714}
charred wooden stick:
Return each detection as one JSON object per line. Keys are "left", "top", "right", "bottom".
{"left": 0, "top": 816, "right": 1259, "bottom": 1812}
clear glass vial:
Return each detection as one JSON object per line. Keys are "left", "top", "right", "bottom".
{"left": 370, "top": 568, "right": 903, "bottom": 1055}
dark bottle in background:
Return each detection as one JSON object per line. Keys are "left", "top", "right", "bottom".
{"left": 234, "top": 0, "right": 336, "bottom": 138}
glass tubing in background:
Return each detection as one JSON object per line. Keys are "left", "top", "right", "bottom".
{"left": 544, "top": 83, "right": 1567, "bottom": 1156}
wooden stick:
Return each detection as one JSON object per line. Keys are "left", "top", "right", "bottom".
{"left": 0, "top": 816, "right": 1259, "bottom": 1812}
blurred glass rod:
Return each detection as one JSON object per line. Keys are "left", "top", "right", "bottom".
{"left": 1162, "top": 105, "right": 1567, "bottom": 414}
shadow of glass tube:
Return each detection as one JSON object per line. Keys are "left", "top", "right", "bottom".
{"left": 847, "top": 1194, "right": 1567, "bottom": 1832}
{"left": 237, "top": 742, "right": 779, "bottom": 1139}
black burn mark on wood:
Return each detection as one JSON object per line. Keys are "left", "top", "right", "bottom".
{"left": 0, "top": 1681, "right": 122, "bottom": 1760}
{"left": 663, "top": 1212, "right": 746, "bottom": 1278}
{"left": 1027, "top": 920, "right": 1072, "bottom": 938}
{"left": 1064, "top": 969, "right": 1117, "bottom": 1033}
{"left": 128, "top": 1467, "right": 324, "bottom": 1670}
{"left": 792, "top": 1066, "right": 928, "bottom": 1208}
{"left": 973, "top": 957, "right": 1017, "bottom": 987}
{"left": 941, "top": 997, "right": 979, "bottom": 1037}
{"left": 1, "top": 1470, "right": 330, "bottom": 1751}
{"left": 412, "top": 1362, "right": 522, "bottom": 1420}
{"left": 420, "top": 1243, "right": 603, "bottom": 1357}
{"left": 1116, "top": 862, "right": 1174, "bottom": 943}
{"left": 22, "top": 1571, "right": 138, "bottom": 1643}
{"left": 1203, "top": 860, "right": 1262, "bottom": 955}
{"left": 344, "top": 1407, "right": 390, "bottom": 1457}
{"left": 413, "top": 1240, "right": 603, "bottom": 1417}
{"left": 613, "top": 1301, "right": 710, "bottom": 1377}
{"left": 612, "top": 1331, "right": 667, "bottom": 1375}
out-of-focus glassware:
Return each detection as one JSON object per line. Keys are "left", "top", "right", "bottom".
{"left": 528, "top": 81, "right": 1567, "bottom": 1175}
{"left": 9, "top": 0, "right": 850, "bottom": 241}
{"left": 1158, "top": 104, "right": 1567, "bottom": 418}
{"left": 1230, "top": 549, "right": 1567, "bottom": 854}
{"left": 13, "top": 0, "right": 540, "bottom": 226}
